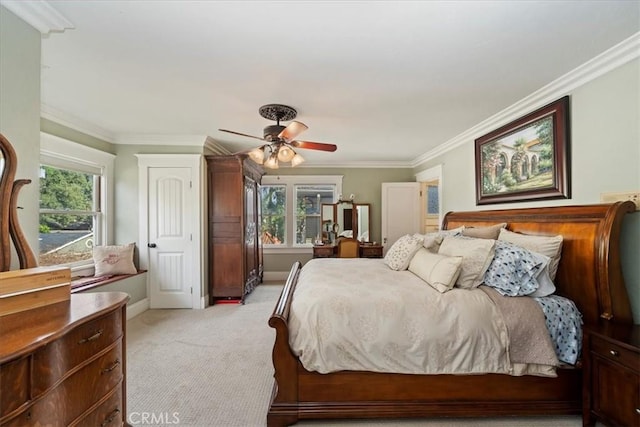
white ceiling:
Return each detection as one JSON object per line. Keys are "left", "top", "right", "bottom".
{"left": 5, "top": 1, "right": 640, "bottom": 166}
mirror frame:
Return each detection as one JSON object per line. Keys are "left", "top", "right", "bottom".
{"left": 0, "top": 133, "right": 37, "bottom": 271}
{"left": 0, "top": 134, "right": 17, "bottom": 271}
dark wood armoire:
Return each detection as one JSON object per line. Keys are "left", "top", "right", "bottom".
{"left": 206, "top": 155, "right": 264, "bottom": 304}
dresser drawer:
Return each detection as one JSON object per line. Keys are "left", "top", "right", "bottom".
{"left": 0, "top": 357, "right": 29, "bottom": 419}
{"left": 32, "top": 310, "right": 122, "bottom": 394}
{"left": 590, "top": 334, "right": 639, "bottom": 372}
{"left": 70, "top": 384, "right": 123, "bottom": 427}
{"left": 9, "top": 341, "right": 123, "bottom": 426}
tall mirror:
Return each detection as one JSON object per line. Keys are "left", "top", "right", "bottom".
{"left": 355, "top": 204, "right": 370, "bottom": 242}
{"left": 320, "top": 201, "right": 371, "bottom": 243}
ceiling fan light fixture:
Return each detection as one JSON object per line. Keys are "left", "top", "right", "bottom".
{"left": 290, "top": 152, "right": 305, "bottom": 167}
{"left": 248, "top": 146, "right": 265, "bottom": 164}
{"left": 264, "top": 151, "right": 279, "bottom": 169}
{"left": 277, "top": 145, "right": 296, "bottom": 162}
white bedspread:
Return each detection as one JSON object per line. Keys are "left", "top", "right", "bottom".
{"left": 289, "top": 258, "right": 555, "bottom": 376}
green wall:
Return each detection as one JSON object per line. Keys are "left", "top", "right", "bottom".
{"left": 263, "top": 167, "right": 414, "bottom": 272}
{"left": 414, "top": 59, "right": 640, "bottom": 323}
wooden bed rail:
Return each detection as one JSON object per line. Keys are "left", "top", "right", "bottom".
{"left": 268, "top": 261, "right": 302, "bottom": 427}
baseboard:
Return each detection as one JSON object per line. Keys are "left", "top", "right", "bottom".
{"left": 263, "top": 271, "right": 289, "bottom": 282}
{"left": 126, "top": 297, "right": 149, "bottom": 320}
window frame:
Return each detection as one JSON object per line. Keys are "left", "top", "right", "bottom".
{"left": 40, "top": 132, "right": 115, "bottom": 276}
{"left": 261, "top": 175, "right": 342, "bottom": 254}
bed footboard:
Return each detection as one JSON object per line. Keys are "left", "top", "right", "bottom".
{"left": 268, "top": 261, "right": 302, "bottom": 427}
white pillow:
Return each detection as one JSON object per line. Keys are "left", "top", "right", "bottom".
{"left": 462, "top": 223, "right": 507, "bottom": 240}
{"left": 93, "top": 243, "right": 137, "bottom": 276}
{"left": 383, "top": 234, "right": 423, "bottom": 271}
{"left": 408, "top": 248, "right": 463, "bottom": 293}
{"left": 498, "top": 229, "right": 563, "bottom": 281}
{"left": 529, "top": 251, "right": 556, "bottom": 297}
{"left": 414, "top": 226, "right": 465, "bottom": 253}
{"left": 438, "top": 236, "right": 496, "bottom": 289}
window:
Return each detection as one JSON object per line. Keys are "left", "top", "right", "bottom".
{"left": 261, "top": 175, "right": 342, "bottom": 251}
{"left": 39, "top": 133, "right": 114, "bottom": 273}
{"left": 39, "top": 165, "right": 100, "bottom": 266}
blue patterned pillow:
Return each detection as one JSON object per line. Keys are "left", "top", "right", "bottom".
{"left": 483, "top": 240, "right": 545, "bottom": 296}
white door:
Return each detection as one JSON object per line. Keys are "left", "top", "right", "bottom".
{"left": 138, "top": 154, "right": 202, "bottom": 309}
{"left": 147, "top": 167, "right": 194, "bottom": 308}
{"left": 381, "top": 182, "right": 421, "bottom": 255}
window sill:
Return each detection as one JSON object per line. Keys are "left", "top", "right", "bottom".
{"left": 71, "top": 270, "right": 146, "bottom": 293}
{"left": 263, "top": 247, "right": 314, "bottom": 255}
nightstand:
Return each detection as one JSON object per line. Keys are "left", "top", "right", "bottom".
{"left": 582, "top": 322, "right": 639, "bottom": 427}
{"left": 359, "top": 244, "right": 383, "bottom": 258}
{"left": 313, "top": 245, "right": 336, "bottom": 258}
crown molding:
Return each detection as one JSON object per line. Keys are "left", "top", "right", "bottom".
{"left": 41, "top": 103, "right": 116, "bottom": 143}
{"left": 203, "top": 137, "right": 233, "bottom": 155}
{"left": 0, "top": 0, "right": 73, "bottom": 34}
{"left": 411, "top": 31, "right": 640, "bottom": 168}
{"left": 115, "top": 134, "right": 210, "bottom": 146}
{"left": 295, "top": 160, "right": 413, "bottom": 169}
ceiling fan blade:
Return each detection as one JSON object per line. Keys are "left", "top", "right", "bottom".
{"left": 290, "top": 140, "right": 337, "bottom": 152}
{"left": 218, "top": 129, "right": 266, "bottom": 142}
{"left": 278, "top": 121, "right": 308, "bottom": 142}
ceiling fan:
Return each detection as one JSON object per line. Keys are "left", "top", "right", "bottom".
{"left": 219, "top": 104, "right": 337, "bottom": 169}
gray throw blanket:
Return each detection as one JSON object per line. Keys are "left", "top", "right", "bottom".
{"left": 479, "top": 285, "right": 559, "bottom": 367}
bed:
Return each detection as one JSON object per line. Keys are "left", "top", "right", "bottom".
{"left": 267, "top": 202, "right": 635, "bottom": 427}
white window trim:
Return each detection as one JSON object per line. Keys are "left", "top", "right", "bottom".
{"left": 262, "top": 175, "right": 342, "bottom": 253}
{"left": 40, "top": 132, "right": 115, "bottom": 276}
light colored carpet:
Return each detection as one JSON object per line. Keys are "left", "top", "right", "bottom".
{"left": 127, "top": 284, "right": 589, "bottom": 427}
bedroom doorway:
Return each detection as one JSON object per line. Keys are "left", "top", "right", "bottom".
{"left": 421, "top": 180, "right": 440, "bottom": 232}
{"left": 416, "top": 164, "right": 443, "bottom": 231}
{"left": 137, "top": 154, "right": 203, "bottom": 309}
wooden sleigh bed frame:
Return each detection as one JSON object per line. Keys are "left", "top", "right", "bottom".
{"left": 267, "top": 202, "right": 635, "bottom": 427}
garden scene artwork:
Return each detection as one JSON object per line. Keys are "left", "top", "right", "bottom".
{"left": 481, "top": 116, "right": 553, "bottom": 197}
{"left": 474, "top": 96, "right": 570, "bottom": 205}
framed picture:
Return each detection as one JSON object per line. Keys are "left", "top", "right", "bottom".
{"left": 475, "top": 96, "right": 570, "bottom": 205}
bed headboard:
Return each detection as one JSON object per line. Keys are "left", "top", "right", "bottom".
{"left": 443, "top": 202, "right": 635, "bottom": 325}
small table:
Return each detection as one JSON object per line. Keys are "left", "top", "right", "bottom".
{"left": 582, "top": 321, "right": 639, "bottom": 427}
{"left": 312, "top": 244, "right": 383, "bottom": 259}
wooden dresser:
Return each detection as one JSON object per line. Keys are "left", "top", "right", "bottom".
{"left": 206, "top": 155, "right": 264, "bottom": 304}
{"left": 0, "top": 292, "right": 129, "bottom": 427}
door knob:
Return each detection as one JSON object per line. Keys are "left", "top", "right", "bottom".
{"left": 147, "top": 243, "right": 157, "bottom": 248}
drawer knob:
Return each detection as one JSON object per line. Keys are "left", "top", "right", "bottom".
{"left": 609, "top": 349, "right": 619, "bottom": 357}
{"left": 636, "top": 408, "right": 640, "bottom": 415}
{"left": 78, "top": 329, "right": 104, "bottom": 344}
{"left": 101, "top": 408, "right": 120, "bottom": 427}
{"left": 101, "top": 359, "right": 121, "bottom": 374}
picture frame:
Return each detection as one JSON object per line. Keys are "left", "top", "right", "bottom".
{"left": 475, "top": 96, "right": 570, "bottom": 205}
